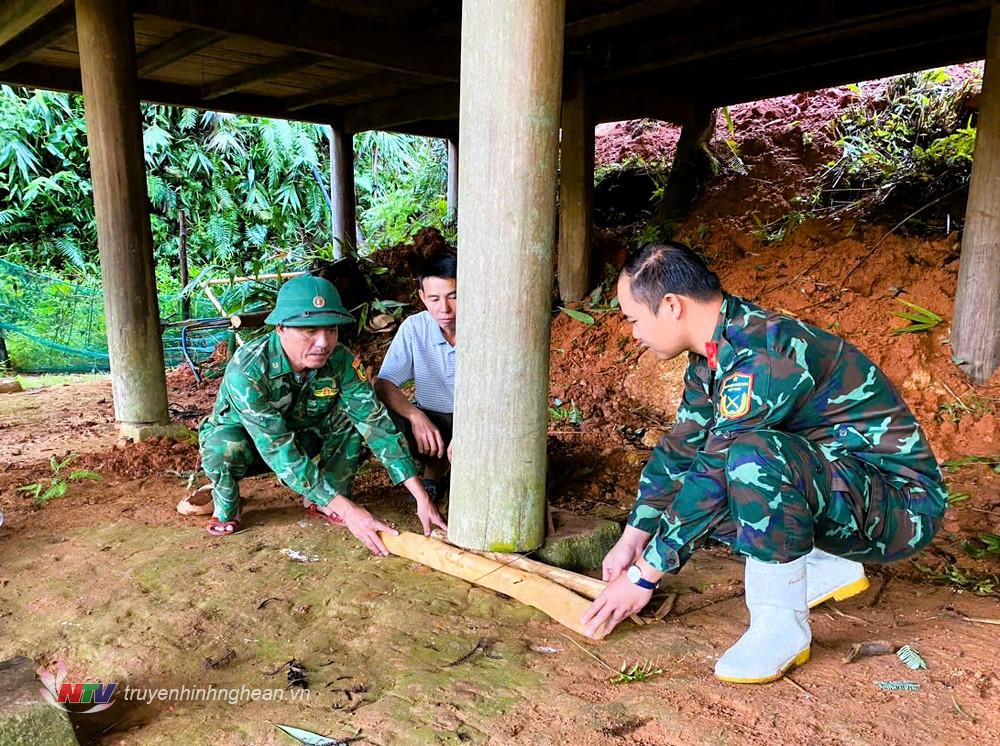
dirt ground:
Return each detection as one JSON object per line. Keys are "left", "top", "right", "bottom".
{"left": 2, "top": 69, "right": 1000, "bottom": 744}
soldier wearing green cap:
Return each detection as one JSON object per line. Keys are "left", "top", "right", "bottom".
{"left": 198, "top": 274, "right": 447, "bottom": 554}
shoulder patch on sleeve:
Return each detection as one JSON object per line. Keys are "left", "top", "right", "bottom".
{"left": 718, "top": 372, "right": 754, "bottom": 419}
{"left": 352, "top": 357, "right": 369, "bottom": 382}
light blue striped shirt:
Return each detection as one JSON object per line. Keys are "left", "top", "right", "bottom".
{"left": 377, "top": 311, "right": 455, "bottom": 413}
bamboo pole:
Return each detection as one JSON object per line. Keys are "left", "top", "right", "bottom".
{"left": 381, "top": 531, "right": 606, "bottom": 639}
{"left": 204, "top": 271, "right": 305, "bottom": 286}
{"left": 430, "top": 529, "right": 607, "bottom": 599}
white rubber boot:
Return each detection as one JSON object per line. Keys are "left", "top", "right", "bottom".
{"left": 806, "top": 547, "right": 869, "bottom": 608}
{"left": 715, "top": 555, "right": 811, "bottom": 684}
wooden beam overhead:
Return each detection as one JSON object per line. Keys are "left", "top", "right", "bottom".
{"left": 0, "top": 0, "right": 64, "bottom": 48}
{"left": 285, "top": 70, "right": 411, "bottom": 112}
{"left": 566, "top": 0, "right": 702, "bottom": 39}
{"left": 201, "top": 51, "right": 319, "bottom": 100}
{"left": 0, "top": 2, "right": 74, "bottom": 72}
{"left": 598, "top": 0, "right": 987, "bottom": 80}
{"left": 340, "top": 84, "right": 458, "bottom": 133}
{"left": 136, "top": 28, "right": 228, "bottom": 75}
{"left": 134, "top": 0, "right": 460, "bottom": 81}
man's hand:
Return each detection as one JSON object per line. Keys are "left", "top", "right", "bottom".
{"left": 404, "top": 477, "right": 448, "bottom": 535}
{"left": 602, "top": 527, "right": 651, "bottom": 582}
{"left": 328, "top": 499, "right": 398, "bottom": 557}
{"left": 409, "top": 409, "right": 445, "bottom": 458}
{"left": 581, "top": 573, "right": 653, "bottom": 639}
{"left": 447, "top": 441, "right": 453, "bottom": 463}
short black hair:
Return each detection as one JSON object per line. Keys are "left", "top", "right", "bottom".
{"left": 417, "top": 250, "right": 457, "bottom": 289}
{"left": 622, "top": 241, "right": 722, "bottom": 312}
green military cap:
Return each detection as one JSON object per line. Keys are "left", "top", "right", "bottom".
{"left": 265, "top": 274, "right": 354, "bottom": 327}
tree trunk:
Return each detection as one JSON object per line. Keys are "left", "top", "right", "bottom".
{"left": 952, "top": 2, "right": 1000, "bottom": 384}
{"left": 558, "top": 67, "right": 594, "bottom": 303}
{"left": 76, "top": 0, "right": 169, "bottom": 426}
{"left": 654, "top": 106, "right": 719, "bottom": 227}
{"left": 329, "top": 124, "right": 356, "bottom": 260}
{"left": 448, "top": 0, "right": 566, "bottom": 552}
{"left": 446, "top": 137, "right": 459, "bottom": 225}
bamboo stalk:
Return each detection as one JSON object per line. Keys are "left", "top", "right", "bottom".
{"left": 204, "top": 271, "right": 305, "bottom": 286}
{"left": 381, "top": 531, "right": 605, "bottom": 639}
{"left": 429, "top": 529, "right": 608, "bottom": 600}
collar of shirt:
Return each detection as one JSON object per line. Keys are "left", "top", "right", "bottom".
{"left": 706, "top": 293, "right": 741, "bottom": 372}
{"left": 428, "top": 317, "right": 454, "bottom": 348}
{"left": 266, "top": 331, "right": 294, "bottom": 379}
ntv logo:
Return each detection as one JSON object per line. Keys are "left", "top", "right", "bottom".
{"left": 38, "top": 661, "right": 117, "bottom": 714}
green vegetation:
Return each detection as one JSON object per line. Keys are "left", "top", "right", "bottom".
{"left": 608, "top": 660, "right": 664, "bottom": 685}
{"left": 914, "top": 562, "right": 999, "bottom": 596}
{"left": 0, "top": 85, "right": 452, "bottom": 372}
{"left": 811, "top": 68, "right": 979, "bottom": 227}
{"left": 963, "top": 532, "right": 1000, "bottom": 560}
{"left": 17, "top": 454, "right": 101, "bottom": 506}
{"left": 889, "top": 298, "right": 944, "bottom": 335}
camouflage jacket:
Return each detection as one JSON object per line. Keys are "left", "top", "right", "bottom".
{"left": 205, "top": 332, "right": 417, "bottom": 505}
{"left": 629, "top": 294, "right": 947, "bottom": 573}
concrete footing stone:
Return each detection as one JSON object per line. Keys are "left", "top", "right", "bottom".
{"left": 535, "top": 508, "right": 622, "bottom": 572}
{"left": 0, "top": 657, "right": 78, "bottom": 746}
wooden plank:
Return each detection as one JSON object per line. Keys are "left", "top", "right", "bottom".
{"left": 134, "top": 0, "right": 459, "bottom": 81}
{"left": 953, "top": 2, "right": 1000, "bottom": 383}
{"left": 0, "top": 0, "right": 64, "bottom": 48}
{"left": 136, "top": 28, "right": 227, "bottom": 75}
{"left": 341, "top": 83, "right": 458, "bottom": 133}
{"left": 0, "top": 2, "right": 74, "bottom": 72}
{"left": 381, "top": 531, "right": 606, "bottom": 638}
{"left": 285, "top": 70, "right": 410, "bottom": 112}
{"left": 566, "top": 0, "right": 702, "bottom": 38}
{"left": 202, "top": 51, "right": 319, "bottom": 99}
{"left": 599, "top": 0, "right": 983, "bottom": 81}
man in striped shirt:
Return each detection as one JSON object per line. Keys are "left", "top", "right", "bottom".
{"left": 374, "top": 250, "right": 457, "bottom": 502}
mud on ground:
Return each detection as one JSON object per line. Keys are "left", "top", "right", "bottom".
{"left": 1, "top": 70, "right": 999, "bottom": 743}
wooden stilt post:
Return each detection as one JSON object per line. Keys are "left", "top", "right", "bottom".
{"left": 952, "top": 3, "right": 1000, "bottom": 384}
{"left": 448, "top": 0, "right": 566, "bottom": 552}
{"left": 558, "top": 67, "right": 594, "bottom": 303}
{"left": 76, "top": 0, "right": 169, "bottom": 434}
{"left": 329, "top": 124, "right": 356, "bottom": 260}
{"left": 446, "top": 137, "right": 459, "bottom": 224}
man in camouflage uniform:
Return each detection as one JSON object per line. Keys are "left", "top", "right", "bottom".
{"left": 583, "top": 242, "right": 945, "bottom": 683}
{"left": 199, "top": 274, "right": 446, "bottom": 555}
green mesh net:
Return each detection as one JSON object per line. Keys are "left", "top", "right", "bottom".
{"left": 0, "top": 259, "right": 233, "bottom": 374}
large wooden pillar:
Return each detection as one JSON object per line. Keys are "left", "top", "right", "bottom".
{"left": 76, "top": 0, "right": 169, "bottom": 431}
{"left": 329, "top": 124, "right": 356, "bottom": 259}
{"left": 557, "top": 67, "right": 594, "bottom": 303}
{"left": 953, "top": 2, "right": 1000, "bottom": 384}
{"left": 446, "top": 137, "right": 459, "bottom": 224}
{"left": 449, "top": 0, "right": 566, "bottom": 552}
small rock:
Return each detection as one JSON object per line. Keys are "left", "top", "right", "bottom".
{"left": 640, "top": 429, "right": 665, "bottom": 449}
{"left": 0, "top": 378, "right": 23, "bottom": 394}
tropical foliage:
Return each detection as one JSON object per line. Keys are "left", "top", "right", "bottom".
{"left": 0, "top": 84, "right": 451, "bottom": 286}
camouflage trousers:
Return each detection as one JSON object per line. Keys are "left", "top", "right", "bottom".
{"left": 199, "top": 419, "right": 362, "bottom": 523}
{"left": 711, "top": 429, "right": 941, "bottom": 564}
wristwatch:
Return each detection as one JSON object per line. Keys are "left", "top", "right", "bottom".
{"left": 626, "top": 564, "right": 657, "bottom": 590}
